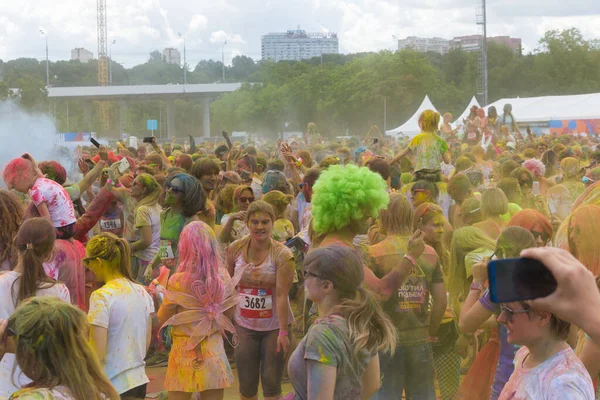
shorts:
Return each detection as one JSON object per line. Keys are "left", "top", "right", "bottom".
{"left": 120, "top": 383, "right": 147, "bottom": 399}
{"left": 234, "top": 324, "right": 290, "bottom": 398}
{"left": 131, "top": 257, "right": 152, "bottom": 285}
{"left": 56, "top": 223, "right": 76, "bottom": 240}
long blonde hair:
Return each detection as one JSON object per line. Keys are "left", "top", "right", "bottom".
{"left": 303, "top": 246, "right": 397, "bottom": 355}
{"left": 134, "top": 173, "right": 162, "bottom": 209}
{"left": 9, "top": 297, "right": 119, "bottom": 400}
{"left": 86, "top": 233, "right": 135, "bottom": 282}
{"left": 448, "top": 227, "right": 495, "bottom": 309}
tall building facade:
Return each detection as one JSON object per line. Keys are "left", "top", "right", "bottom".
{"left": 71, "top": 48, "right": 93, "bottom": 63}
{"left": 452, "top": 35, "right": 522, "bottom": 53}
{"left": 397, "top": 37, "right": 450, "bottom": 55}
{"left": 261, "top": 29, "right": 339, "bottom": 62}
{"left": 163, "top": 48, "right": 181, "bottom": 65}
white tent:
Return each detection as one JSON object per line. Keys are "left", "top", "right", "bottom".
{"left": 484, "top": 93, "right": 600, "bottom": 123}
{"left": 386, "top": 95, "right": 440, "bottom": 138}
{"left": 454, "top": 96, "right": 481, "bottom": 128}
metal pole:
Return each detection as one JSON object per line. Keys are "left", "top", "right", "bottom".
{"left": 482, "top": 0, "right": 488, "bottom": 106}
{"left": 384, "top": 97, "right": 387, "bottom": 134}
{"left": 66, "top": 101, "right": 70, "bottom": 131}
{"left": 183, "top": 37, "right": 187, "bottom": 85}
{"left": 222, "top": 41, "right": 227, "bottom": 82}
{"left": 45, "top": 35, "right": 49, "bottom": 87}
{"left": 109, "top": 45, "right": 112, "bottom": 86}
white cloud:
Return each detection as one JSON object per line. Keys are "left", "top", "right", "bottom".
{"left": 189, "top": 14, "right": 208, "bottom": 32}
{"left": 0, "top": 0, "right": 597, "bottom": 67}
{"left": 209, "top": 30, "right": 246, "bottom": 45}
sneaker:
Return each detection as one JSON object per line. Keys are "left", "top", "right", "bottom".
{"left": 145, "top": 350, "right": 169, "bottom": 367}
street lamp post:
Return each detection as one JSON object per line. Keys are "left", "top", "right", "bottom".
{"left": 109, "top": 39, "right": 116, "bottom": 85}
{"left": 40, "top": 30, "right": 49, "bottom": 87}
{"left": 178, "top": 33, "right": 187, "bottom": 85}
{"left": 221, "top": 41, "right": 227, "bottom": 82}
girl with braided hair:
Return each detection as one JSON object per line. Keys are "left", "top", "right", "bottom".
{"left": 0, "top": 218, "right": 70, "bottom": 396}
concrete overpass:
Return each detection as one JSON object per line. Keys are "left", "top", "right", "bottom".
{"left": 47, "top": 83, "right": 243, "bottom": 138}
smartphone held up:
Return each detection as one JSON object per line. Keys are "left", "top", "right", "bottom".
{"left": 488, "top": 257, "right": 557, "bottom": 303}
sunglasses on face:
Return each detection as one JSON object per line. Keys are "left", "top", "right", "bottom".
{"left": 239, "top": 196, "right": 255, "bottom": 203}
{"left": 500, "top": 305, "right": 529, "bottom": 322}
{"left": 531, "top": 231, "right": 550, "bottom": 244}
{"left": 166, "top": 183, "right": 185, "bottom": 193}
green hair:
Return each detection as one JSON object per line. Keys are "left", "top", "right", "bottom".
{"left": 311, "top": 164, "right": 389, "bottom": 234}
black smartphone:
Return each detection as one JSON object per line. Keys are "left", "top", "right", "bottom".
{"left": 285, "top": 236, "right": 309, "bottom": 253}
{"left": 240, "top": 170, "right": 251, "bottom": 181}
{"left": 90, "top": 138, "right": 100, "bottom": 148}
{"left": 143, "top": 137, "right": 155, "bottom": 143}
{"left": 488, "top": 257, "right": 557, "bottom": 303}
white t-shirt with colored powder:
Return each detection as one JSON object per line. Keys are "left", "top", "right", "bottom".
{"left": 29, "top": 177, "right": 77, "bottom": 228}
{"left": 498, "top": 346, "right": 594, "bottom": 400}
{"left": 0, "top": 271, "right": 70, "bottom": 397}
{"left": 88, "top": 278, "right": 154, "bottom": 394}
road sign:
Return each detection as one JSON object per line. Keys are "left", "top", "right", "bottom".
{"left": 147, "top": 120, "right": 158, "bottom": 131}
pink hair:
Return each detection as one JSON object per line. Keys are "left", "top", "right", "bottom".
{"left": 2, "top": 154, "right": 41, "bottom": 188}
{"left": 177, "top": 221, "right": 224, "bottom": 303}
{"left": 523, "top": 158, "right": 546, "bottom": 177}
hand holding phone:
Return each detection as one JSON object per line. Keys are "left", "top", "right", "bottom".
{"left": 143, "top": 137, "right": 155, "bottom": 144}
{"left": 91, "top": 138, "right": 101, "bottom": 148}
{"left": 488, "top": 257, "right": 557, "bottom": 303}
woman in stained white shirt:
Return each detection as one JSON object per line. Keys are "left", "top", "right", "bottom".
{"left": 0, "top": 218, "right": 71, "bottom": 397}
{"left": 85, "top": 233, "right": 154, "bottom": 399}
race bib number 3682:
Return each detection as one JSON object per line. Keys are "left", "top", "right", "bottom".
{"left": 238, "top": 286, "right": 273, "bottom": 319}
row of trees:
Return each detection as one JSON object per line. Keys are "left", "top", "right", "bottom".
{"left": 1, "top": 28, "right": 599, "bottom": 137}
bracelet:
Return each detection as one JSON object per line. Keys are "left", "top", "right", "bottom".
{"left": 404, "top": 254, "right": 417, "bottom": 267}
{"left": 106, "top": 178, "right": 121, "bottom": 188}
{"left": 470, "top": 282, "right": 484, "bottom": 292}
{"left": 279, "top": 330, "right": 288, "bottom": 337}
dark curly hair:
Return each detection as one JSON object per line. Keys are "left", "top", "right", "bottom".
{"left": 167, "top": 173, "right": 206, "bottom": 218}
{"left": 0, "top": 190, "right": 24, "bottom": 267}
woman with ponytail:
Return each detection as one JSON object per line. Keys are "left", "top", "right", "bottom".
{"left": 157, "top": 221, "right": 236, "bottom": 400}
{"left": 7, "top": 297, "right": 119, "bottom": 400}
{"left": 0, "top": 218, "right": 70, "bottom": 397}
{"left": 286, "top": 246, "right": 397, "bottom": 400}
{"left": 85, "top": 233, "right": 154, "bottom": 399}
{"left": 128, "top": 173, "right": 162, "bottom": 283}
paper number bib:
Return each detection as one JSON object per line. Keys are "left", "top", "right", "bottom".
{"left": 238, "top": 286, "right": 273, "bottom": 318}
{"left": 100, "top": 219, "right": 121, "bottom": 231}
{"left": 159, "top": 240, "right": 175, "bottom": 267}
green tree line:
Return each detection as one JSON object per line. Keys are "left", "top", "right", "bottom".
{"left": 1, "top": 28, "right": 599, "bottom": 138}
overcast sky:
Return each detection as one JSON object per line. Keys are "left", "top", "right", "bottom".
{"left": 1, "top": 0, "right": 599, "bottom": 68}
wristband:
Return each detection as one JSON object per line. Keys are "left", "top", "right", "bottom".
{"left": 470, "top": 282, "right": 484, "bottom": 292}
{"left": 404, "top": 254, "right": 417, "bottom": 267}
{"left": 107, "top": 178, "right": 121, "bottom": 188}
{"left": 279, "top": 330, "right": 288, "bottom": 337}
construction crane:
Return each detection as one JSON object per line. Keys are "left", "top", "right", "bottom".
{"left": 97, "top": 0, "right": 110, "bottom": 129}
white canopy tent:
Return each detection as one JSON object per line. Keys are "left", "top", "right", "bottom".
{"left": 454, "top": 96, "right": 481, "bottom": 128}
{"left": 386, "top": 95, "right": 440, "bottom": 138}
{"left": 484, "top": 93, "right": 600, "bottom": 123}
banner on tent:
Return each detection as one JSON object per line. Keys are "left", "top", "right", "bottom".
{"left": 548, "top": 120, "right": 600, "bottom": 136}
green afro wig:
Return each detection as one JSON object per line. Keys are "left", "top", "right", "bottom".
{"left": 311, "top": 164, "right": 389, "bottom": 234}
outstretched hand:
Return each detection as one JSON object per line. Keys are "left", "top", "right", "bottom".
{"left": 407, "top": 229, "right": 426, "bottom": 260}
{"left": 522, "top": 247, "right": 600, "bottom": 331}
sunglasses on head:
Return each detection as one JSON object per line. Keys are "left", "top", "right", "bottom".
{"left": 239, "top": 196, "right": 255, "bottom": 203}
{"left": 166, "top": 182, "right": 185, "bottom": 193}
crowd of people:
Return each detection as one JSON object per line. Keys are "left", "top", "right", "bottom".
{"left": 1, "top": 104, "right": 600, "bottom": 400}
